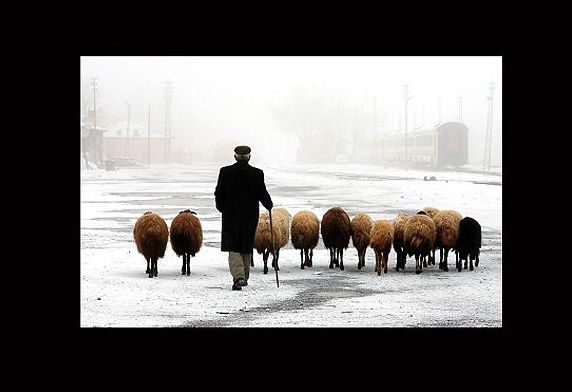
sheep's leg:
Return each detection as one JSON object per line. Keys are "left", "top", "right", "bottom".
{"left": 250, "top": 253, "right": 254, "bottom": 267}
{"left": 146, "top": 258, "right": 151, "bottom": 275}
{"left": 335, "top": 248, "right": 340, "bottom": 268}
{"left": 374, "top": 250, "right": 380, "bottom": 275}
{"left": 415, "top": 254, "right": 422, "bottom": 274}
{"left": 463, "top": 257, "right": 468, "bottom": 269}
{"left": 263, "top": 249, "right": 269, "bottom": 274}
{"left": 458, "top": 256, "right": 463, "bottom": 272}
{"left": 475, "top": 252, "right": 479, "bottom": 267}
{"left": 181, "top": 255, "right": 186, "bottom": 275}
{"left": 383, "top": 252, "right": 388, "bottom": 274}
{"left": 186, "top": 253, "right": 191, "bottom": 275}
{"left": 443, "top": 248, "right": 449, "bottom": 272}
{"left": 469, "top": 254, "right": 475, "bottom": 271}
{"left": 151, "top": 257, "right": 158, "bottom": 277}
{"left": 300, "top": 249, "right": 305, "bottom": 269}
{"left": 329, "top": 248, "right": 335, "bottom": 268}
{"left": 339, "top": 249, "right": 344, "bottom": 271}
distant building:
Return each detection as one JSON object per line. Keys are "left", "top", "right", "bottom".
{"left": 102, "top": 121, "right": 168, "bottom": 164}
{"left": 81, "top": 122, "right": 108, "bottom": 167}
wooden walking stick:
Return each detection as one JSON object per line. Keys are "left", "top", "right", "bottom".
{"left": 269, "top": 208, "right": 279, "bottom": 287}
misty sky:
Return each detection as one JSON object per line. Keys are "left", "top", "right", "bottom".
{"left": 80, "top": 56, "right": 502, "bottom": 165}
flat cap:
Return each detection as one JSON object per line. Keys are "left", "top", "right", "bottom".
{"left": 234, "top": 145, "right": 251, "bottom": 155}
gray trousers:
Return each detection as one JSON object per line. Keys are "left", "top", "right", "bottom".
{"left": 228, "top": 251, "right": 251, "bottom": 281}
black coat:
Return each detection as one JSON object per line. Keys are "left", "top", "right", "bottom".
{"left": 214, "top": 161, "right": 273, "bottom": 253}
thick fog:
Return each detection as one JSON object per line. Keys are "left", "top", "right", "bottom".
{"left": 80, "top": 56, "right": 502, "bottom": 166}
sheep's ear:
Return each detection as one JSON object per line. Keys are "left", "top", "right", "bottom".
{"left": 190, "top": 210, "right": 197, "bottom": 215}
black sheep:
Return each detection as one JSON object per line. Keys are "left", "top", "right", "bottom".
{"left": 457, "top": 217, "right": 481, "bottom": 271}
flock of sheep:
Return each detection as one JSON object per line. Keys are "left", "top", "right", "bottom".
{"left": 133, "top": 205, "right": 482, "bottom": 279}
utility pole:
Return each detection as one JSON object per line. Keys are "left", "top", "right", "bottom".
{"left": 90, "top": 77, "right": 98, "bottom": 165}
{"left": 403, "top": 85, "right": 413, "bottom": 160}
{"left": 91, "top": 77, "right": 98, "bottom": 130}
{"left": 125, "top": 101, "right": 131, "bottom": 156}
{"left": 483, "top": 82, "right": 495, "bottom": 170}
{"left": 148, "top": 106, "right": 151, "bottom": 168}
{"left": 164, "top": 81, "right": 173, "bottom": 163}
{"left": 458, "top": 96, "right": 463, "bottom": 122}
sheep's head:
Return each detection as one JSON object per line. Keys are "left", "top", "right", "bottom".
{"left": 416, "top": 210, "right": 427, "bottom": 215}
{"left": 180, "top": 209, "right": 197, "bottom": 215}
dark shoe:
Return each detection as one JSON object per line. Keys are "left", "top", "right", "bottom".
{"left": 236, "top": 278, "right": 247, "bottom": 287}
{"left": 232, "top": 281, "right": 242, "bottom": 291}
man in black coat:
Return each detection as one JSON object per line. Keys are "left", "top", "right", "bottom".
{"left": 214, "top": 145, "right": 273, "bottom": 290}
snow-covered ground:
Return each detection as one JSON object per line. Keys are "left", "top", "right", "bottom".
{"left": 80, "top": 162, "right": 502, "bottom": 327}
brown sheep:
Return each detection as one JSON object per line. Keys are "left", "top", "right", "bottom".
{"left": 290, "top": 210, "right": 320, "bottom": 269}
{"left": 169, "top": 209, "right": 203, "bottom": 276}
{"left": 422, "top": 206, "right": 440, "bottom": 265}
{"left": 404, "top": 211, "right": 436, "bottom": 274}
{"left": 433, "top": 209, "right": 463, "bottom": 272}
{"left": 321, "top": 207, "right": 351, "bottom": 270}
{"left": 253, "top": 207, "right": 290, "bottom": 274}
{"left": 133, "top": 211, "right": 169, "bottom": 278}
{"left": 392, "top": 213, "right": 410, "bottom": 271}
{"left": 350, "top": 212, "right": 373, "bottom": 270}
{"left": 370, "top": 220, "right": 394, "bottom": 275}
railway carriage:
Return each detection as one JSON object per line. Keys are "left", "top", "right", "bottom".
{"left": 381, "top": 121, "right": 468, "bottom": 168}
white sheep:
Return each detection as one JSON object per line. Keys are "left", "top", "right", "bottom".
{"left": 169, "top": 209, "right": 203, "bottom": 276}
{"left": 253, "top": 206, "right": 290, "bottom": 274}
{"left": 369, "top": 219, "right": 394, "bottom": 275}
{"left": 350, "top": 212, "right": 373, "bottom": 270}
{"left": 290, "top": 210, "right": 320, "bottom": 269}
{"left": 133, "top": 211, "right": 169, "bottom": 278}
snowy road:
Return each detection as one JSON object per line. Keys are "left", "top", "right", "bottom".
{"left": 80, "top": 162, "right": 502, "bottom": 327}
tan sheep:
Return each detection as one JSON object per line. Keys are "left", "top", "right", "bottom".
{"left": 369, "top": 219, "right": 394, "bottom": 275}
{"left": 422, "top": 206, "right": 440, "bottom": 265}
{"left": 392, "top": 213, "right": 410, "bottom": 271}
{"left": 433, "top": 209, "right": 463, "bottom": 272}
{"left": 253, "top": 206, "right": 290, "bottom": 274}
{"left": 290, "top": 210, "right": 320, "bottom": 269}
{"left": 422, "top": 206, "right": 440, "bottom": 219}
{"left": 169, "top": 209, "right": 203, "bottom": 276}
{"left": 133, "top": 211, "right": 169, "bottom": 278}
{"left": 350, "top": 212, "right": 373, "bottom": 270}
{"left": 321, "top": 207, "right": 351, "bottom": 270}
{"left": 404, "top": 211, "right": 436, "bottom": 274}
